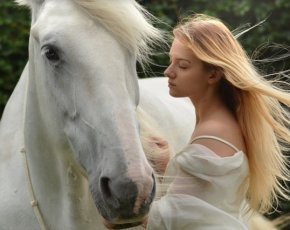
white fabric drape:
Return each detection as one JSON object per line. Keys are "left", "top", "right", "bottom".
{"left": 147, "top": 144, "right": 249, "bottom": 230}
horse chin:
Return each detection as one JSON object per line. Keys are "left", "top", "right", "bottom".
{"left": 102, "top": 217, "right": 145, "bottom": 229}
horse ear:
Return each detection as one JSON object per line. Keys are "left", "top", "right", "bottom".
{"left": 15, "top": 0, "right": 46, "bottom": 9}
{"left": 15, "top": 0, "right": 30, "bottom": 6}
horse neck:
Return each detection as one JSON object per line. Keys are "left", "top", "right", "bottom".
{"left": 0, "top": 63, "right": 28, "bottom": 148}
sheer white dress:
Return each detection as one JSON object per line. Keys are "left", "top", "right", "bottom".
{"left": 147, "top": 135, "right": 249, "bottom": 230}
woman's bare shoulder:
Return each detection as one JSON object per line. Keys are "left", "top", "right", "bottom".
{"left": 192, "top": 118, "right": 246, "bottom": 157}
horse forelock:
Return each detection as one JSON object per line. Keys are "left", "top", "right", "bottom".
{"left": 15, "top": 0, "right": 165, "bottom": 67}
{"left": 72, "top": 0, "right": 165, "bottom": 66}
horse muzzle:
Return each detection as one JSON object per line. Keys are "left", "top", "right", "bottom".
{"left": 91, "top": 172, "right": 156, "bottom": 228}
{"left": 102, "top": 217, "right": 145, "bottom": 229}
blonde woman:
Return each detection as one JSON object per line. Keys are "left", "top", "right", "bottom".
{"left": 146, "top": 14, "right": 290, "bottom": 229}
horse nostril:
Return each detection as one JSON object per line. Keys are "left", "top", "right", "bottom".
{"left": 151, "top": 173, "right": 156, "bottom": 196}
{"left": 100, "top": 177, "right": 112, "bottom": 199}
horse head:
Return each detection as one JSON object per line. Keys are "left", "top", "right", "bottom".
{"left": 16, "top": 0, "right": 163, "bottom": 228}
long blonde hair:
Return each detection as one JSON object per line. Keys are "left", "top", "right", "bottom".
{"left": 173, "top": 14, "right": 290, "bottom": 213}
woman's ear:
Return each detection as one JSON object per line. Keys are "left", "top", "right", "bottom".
{"left": 208, "top": 68, "right": 223, "bottom": 84}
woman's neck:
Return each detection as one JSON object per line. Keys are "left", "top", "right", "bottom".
{"left": 190, "top": 93, "right": 226, "bottom": 125}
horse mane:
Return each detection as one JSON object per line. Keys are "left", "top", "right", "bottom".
{"left": 15, "top": 0, "right": 164, "bottom": 66}
{"left": 137, "top": 108, "right": 171, "bottom": 176}
{"left": 75, "top": 0, "right": 165, "bottom": 66}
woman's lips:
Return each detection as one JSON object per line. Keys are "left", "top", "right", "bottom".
{"left": 168, "top": 81, "right": 176, "bottom": 87}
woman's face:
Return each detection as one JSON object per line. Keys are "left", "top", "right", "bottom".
{"left": 164, "top": 38, "right": 212, "bottom": 99}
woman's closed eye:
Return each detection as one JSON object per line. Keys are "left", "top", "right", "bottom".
{"left": 179, "top": 64, "right": 189, "bottom": 69}
{"left": 178, "top": 60, "right": 191, "bottom": 69}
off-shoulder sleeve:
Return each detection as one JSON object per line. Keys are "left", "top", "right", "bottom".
{"left": 146, "top": 144, "right": 249, "bottom": 230}
{"left": 147, "top": 194, "right": 248, "bottom": 230}
{"left": 175, "top": 144, "right": 247, "bottom": 176}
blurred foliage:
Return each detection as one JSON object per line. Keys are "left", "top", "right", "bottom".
{"left": 0, "top": 1, "right": 290, "bottom": 226}
{"left": 0, "top": 1, "right": 30, "bottom": 116}
{"left": 138, "top": 0, "right": 290, "bottom": 78}
{"left": 1, "top": 0, "right": 290, "bottom": 114}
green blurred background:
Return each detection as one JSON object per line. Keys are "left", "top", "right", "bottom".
{"left": 1, "top": 0, "right": 290, "bottom": 227}
{"left": 1, "top": 0, "right": 290, "bottom": 114}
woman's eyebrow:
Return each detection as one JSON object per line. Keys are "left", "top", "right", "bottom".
{"left": 168, "top": 54, "right": 192, "bottom": 63}
{"left": 176, "top": 58, "right": 191, "bottom": 63}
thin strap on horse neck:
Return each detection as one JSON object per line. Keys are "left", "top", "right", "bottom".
{"left": 191, "top": 135, "right": 240, "bottom": 152}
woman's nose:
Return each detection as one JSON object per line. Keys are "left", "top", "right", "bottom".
{"left": 164, "top": 66, "right": 175, "bottom": 79}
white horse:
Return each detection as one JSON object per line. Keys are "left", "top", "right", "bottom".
{"left": 0, "top": 0, "right": 194, "bottom": 229}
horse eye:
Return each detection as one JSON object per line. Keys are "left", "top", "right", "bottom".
{"left": 43, "top": 46, "right": 60, "bottom": 62}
